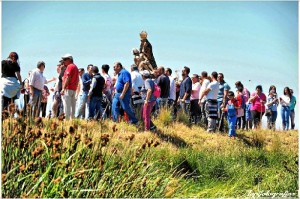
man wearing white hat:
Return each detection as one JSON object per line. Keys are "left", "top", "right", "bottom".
{"left": 60, "top": 54, "right": 79, "bottom": 120}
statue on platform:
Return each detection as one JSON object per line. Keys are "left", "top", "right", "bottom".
{"left": 139, "top": 31, "right": 157, "bottom": 71}
{"left": 132, "top": 48, "right": 154, "bottom": 72}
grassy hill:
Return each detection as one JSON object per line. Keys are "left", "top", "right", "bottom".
{"left": 1, "top": 110, "right": 298, "bottom": 198}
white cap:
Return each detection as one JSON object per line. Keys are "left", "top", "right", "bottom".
{"left": 61, "top": 53, "right": 73, "bottom": 60}
{"left": 141, "top": 70, "right": 150, "bottom": 77}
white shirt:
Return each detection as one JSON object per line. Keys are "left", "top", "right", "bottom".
{"left": 131, "top": 70, "right": 144, "bottom": 92}
{"left": 280, "top": 95, "right": 291, "bottom": 107}
{"left": 199, "top": 78, "right": 210, "bottom": 102}
{"left": 168, "top": 76, "right": 176, "bottom": 101}
{"left": 29, "top": 68, "right": 47, "bottom": 91}
{"left": 206, "top": 80, "right": 219, "bottom": 100}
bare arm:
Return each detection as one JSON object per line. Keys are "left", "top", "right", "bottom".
{"left": 120, "top": 82, "right": 129, "bottom": 100}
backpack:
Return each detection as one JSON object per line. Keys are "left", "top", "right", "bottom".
{"left": 153, "top": 83, "right": 161, "bottom": 98}
{"left": 227, "top": 103, "right": 236, "bottom": 117}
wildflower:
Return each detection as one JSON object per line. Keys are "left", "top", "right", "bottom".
{"left": 74, "top": 134, "right": 81, "bottom": 141}
{"left": 2, "top": 173, "right": 7, "bottom": 183}
{"left": 35, "top": 130, "right": 42, "bottom": 138}
{"left": 51, "top": 153, "right": 61, "bottom": 160}
{"left": 8, "top": 103, "right": 16, "bottom": 114}
{"left": 153, "top": 141, "right": 160, "bottom": 147}
{"left": 34, "top": 117, "right": 42, "bottom": 125}
{"left": 111, "top": 147, "right": 118, "bottom": 154}
{"left": 101, "top": 134, "right": 110, "bottom": 146}
{"left": 59, "top": 131, "right": 67, "bottom": 138}
{"left": 53, "top": 177, "right": 62, "bottom": 184}
{"left": 2, "top": 110, "right": 9, "bottom": 120}
{"left": 69, "top": 126, "right": 75, "bottom": 134}
{"left": 51, "top": 122, "right": 59, "bottom": 131}
{"left": 141, "top": 177, "right": 147, "bottom": 187}
{"left": 126, "top": 134, "right": 135, "bottom": 141}
{"left": 112, "top": 123, "right": 117, "bottom": 132}
{"left": 19, "top": 165, "right": 26, "bottom": 172}
{"left": 58, "top": 113, "right": 65, "bottom": 121}
{"left": 141, "top": 143, "right": 146, "bottom": 150}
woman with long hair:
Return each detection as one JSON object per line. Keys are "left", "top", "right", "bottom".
{"left": 279, "top": 87, "right": 292, "bottom": 130}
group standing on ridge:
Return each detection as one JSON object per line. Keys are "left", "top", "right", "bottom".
{"left": 1, "top": 32, "right": 297, "bottom": 137}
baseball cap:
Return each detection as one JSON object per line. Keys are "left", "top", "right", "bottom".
{"left": 61, "top": 53, "right": 73, "bottom": 60}
{"left": 141, "top": 70, "right": 150, "bottom": 77}
{"left": 37, "top": 61, "right": 45, "bottom": 68}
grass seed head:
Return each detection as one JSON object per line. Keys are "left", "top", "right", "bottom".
{"left": 69, "top": 126, "right": 75, "bottom": 134}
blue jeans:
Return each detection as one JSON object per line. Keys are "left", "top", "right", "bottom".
{"left": 112, "top": 92, "right": 138, "bottom": 124}
{"left": 281, "top": 106, "right": 290, "bottom": 130}
{"left": 88, "top": 96, "right": 103, "bottom": 120}
{"left": 76, "top": 92, "right": 89, "bottom": 119}
{"left": 228, "top": 116, "right": 237, "bottom": 137}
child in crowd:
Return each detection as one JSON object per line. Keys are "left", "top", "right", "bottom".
{"left": 222, "top": 91, "right": 239, "bottom": 138}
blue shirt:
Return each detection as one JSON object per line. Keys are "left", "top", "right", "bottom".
{"left": 179, "top": 76, "right": 192, "bottom": 101}
{"left": 217, "top": 81, "right": 230, "bottom": 101}
{"left": 290, "top": 95, "right": 296, "bottom": 110}
{"left": 115, "top": 68, "right": 132, "bottom": 93}
{"left": 141, "top": 79, "right": 156, "bottom": 102}
{"left": 81, "top": 73, "right": 92, "bottom": 92}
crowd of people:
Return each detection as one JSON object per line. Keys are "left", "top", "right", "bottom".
{"left": 1, "top": 51, "right": 297, "bottom": 138}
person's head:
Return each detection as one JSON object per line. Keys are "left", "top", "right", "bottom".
{"left": 131, "top": 64, "right": 138, "bottom": 72}
{"left": 102, "top": 64, "right": 110, "bottom": 74}
{"left": 141, "top": 70, "right": 150, "bottom": 79}
{"left": 269, "top": 90, "right": 276, "bottom": 97}
{"left": 235, "top": 81, "right": 244, "bottom": 90}
{"left": 290, "top": 88, "right": 294, "bottom": 96}
{"left": 256, "top": 85, "right": 263, "bottom": 94}
{"left": 140, "top": 31, "right": 148, "bottom": 40}
{"left": 227, "top": 91, "right": 235, "bottom": 100}
{"left": 87, "top": 64, "right": 94, "bottom": 75}
{"left": 37, "top": 61, "right": 45, "bottom": 72}
{"left": 211, "top": 71, "right": 218, "bottom": 80}
{"left": 284, "top": 87, "right": 292, "bottom": 98}
{"left": 217, "top": 73, "right": 224, "bottom": 82}
{"left": 182, "top": 66, "right": 190, "bottom": 77}
{"left": 78, "top": 68, "right": 85, "bottom": 76}
{"left": 132, "top": 48, "right": 139, "bottom": 55}
{"left": 113, "top": 62, "right": 123, "bottom": 74}
{"left": 92, "top": 66, "right": 99, "bottom": 74}
{"left": 201, "top": 71, "right": 208, "bottom": 78}
{"left": 8, "top": 52, "right": 19, "bottom": 63}
{"left": 61, "top": 53, "right": 73, "bottom": 66}
{"left": 152, "top": 69, "right": 159, "bottom": 78}
{"left": 165, "top": 68, "right": 172, "bottom": 76}
{"left": 158, "top": 66, "right": 165, "bottom": 75}
{"left": 191, "top": 74, "right": 199, "bottom": 83}
{"left": 269, "top": 85, "right": 277, "bottom": 93}
{"left": 56, "top": 64, "right": 61, "bottom": 73}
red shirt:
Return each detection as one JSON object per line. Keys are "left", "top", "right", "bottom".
{"left": 63, "top": 63, "right": 79, "bottom": 91}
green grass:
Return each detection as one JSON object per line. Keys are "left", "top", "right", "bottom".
{"left": 1, "top": 110, "right": 298, "bottom": 198}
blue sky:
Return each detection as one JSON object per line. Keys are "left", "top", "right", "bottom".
{"left": 2, "top": 1, "right": 298, "bottom": 128}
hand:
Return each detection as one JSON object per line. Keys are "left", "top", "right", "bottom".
{"left": 144, "top": 100, "right": 148, "bottom": 105}
{"left": 60, "top": 89, "right": 65, "bottom": 96}
{"left": 52, "top": 77, "right": 57, "bottom": 81}
{"left": 119, "top": 93, "right": 125, "bottom": 100}
{"left": 87, "top": 95, "right": 91, "bottom": 102}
